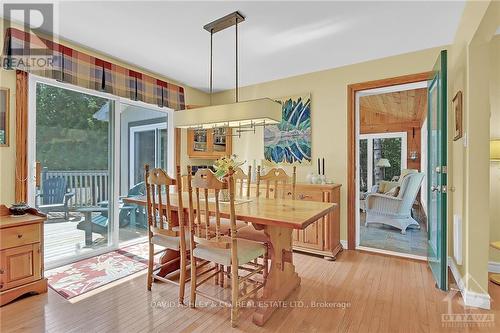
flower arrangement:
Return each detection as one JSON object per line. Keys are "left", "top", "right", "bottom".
{"left": 213, "top": 154, "right": 244, "bottom": 179}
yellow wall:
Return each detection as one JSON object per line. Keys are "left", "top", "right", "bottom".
{"left": 489, "top": 36, "right": 500, "bottom": 262}
{"left": 212, "top": 47, "right": 444, "bottom": 242}
{"left": 447, "top": 0, "right": 499, "bottom": 295}
{"left": 0, "top": 18, "right": 209, "bottom": 205}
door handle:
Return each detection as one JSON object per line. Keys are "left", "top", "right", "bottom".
{"left": 431, "top": 185, "right": 440, "bottom": 192}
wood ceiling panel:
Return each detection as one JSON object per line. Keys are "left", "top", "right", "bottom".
{"left": 359, "top": 88, "right": 427, "bottom": 133}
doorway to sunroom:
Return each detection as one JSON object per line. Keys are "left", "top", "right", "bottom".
{"left": 356, "top": 81, "right": 429, "bottom": 259}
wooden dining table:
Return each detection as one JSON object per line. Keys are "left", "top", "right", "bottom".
{"left": 124, "top": 193, "right": 336, "bottom": 326}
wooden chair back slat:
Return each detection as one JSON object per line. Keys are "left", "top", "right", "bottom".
{"left": 157, "top": 185, "right": 164, "bottom": 229}
{"left": 214, "top": 189, "right": 221, "bottom": 240}
{"left": 256, "top": 166, "right": 296, "bottom": 200}
{"left": 186, "top": 166, "right": 234, "bottom": 250}
{"left": 195, "top": 187, "right": 201, "bottom": 236}
{"left": 151, "top": 182, "right": 158, "bottom": 228}
{"left": 204, "top": 188, "right": 210, "bottom": 239}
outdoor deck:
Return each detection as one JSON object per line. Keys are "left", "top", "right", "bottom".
{"left": 44, "top": 212, "right": 147, "bottom": 265}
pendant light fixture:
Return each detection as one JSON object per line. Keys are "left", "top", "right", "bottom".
{"left": 174, "top": 11, "right": 282, "bottom": 132}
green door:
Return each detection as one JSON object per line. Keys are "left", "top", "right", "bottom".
{"left": 427, "top": 50, "right": 448, "bottom": 291}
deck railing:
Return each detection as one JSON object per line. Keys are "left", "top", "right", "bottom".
{"left": 41, "top": 169, "right": 109, "bottom": 208}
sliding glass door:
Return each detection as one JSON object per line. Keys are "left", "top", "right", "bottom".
{"left": 28, "top": 76, "right": 173, "bottom": 268}
{"left": 119, "top": 103, "right": 170, "bottom": 246}
{"left": 28, "top": 78, "right": 117, "bottom": 268}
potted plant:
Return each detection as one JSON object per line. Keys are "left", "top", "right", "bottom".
{"left": 213, "top": 154, "right": 244, "bottom": 202}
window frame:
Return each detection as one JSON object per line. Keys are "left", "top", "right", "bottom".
{"left": 359, "top": 131, "right": 408, "bottom": 192}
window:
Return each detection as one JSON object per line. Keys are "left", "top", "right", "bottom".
{"left": 359, "top": 132, "right": 407, "bottom": 192}
{"left": 129, "top": 121, "right": 167, "bottom": 187}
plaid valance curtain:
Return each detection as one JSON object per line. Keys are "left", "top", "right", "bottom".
{"left": 2, "top": 28, "right": 185, "bottom": 110}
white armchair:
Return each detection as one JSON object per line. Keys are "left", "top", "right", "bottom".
{"left": 365, "top": 172, "right": 425, "bottom": 234}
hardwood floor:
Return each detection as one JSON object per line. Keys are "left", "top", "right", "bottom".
{"left": 1, "top": 250, "right": 499, "bottom": 333}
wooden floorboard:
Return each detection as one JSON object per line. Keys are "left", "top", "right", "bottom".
{"left": 1, "top": 250, "right": 500, "bottom": 333}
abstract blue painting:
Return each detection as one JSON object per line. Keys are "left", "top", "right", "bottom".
{"left": 264, "top": 94, "right": 311, "bottom": 165}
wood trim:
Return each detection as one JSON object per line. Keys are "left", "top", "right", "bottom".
{"left": 175, "top": 128, "right": 181, "bottom": 168}
{"left": 15, "top": 71, "right": 29, "bottom": 203}
{"left": 347, "top": 71, "right": 432, "bottom": 250}
{"left": 0, "top": 87, "right": 10, "bottom": 147}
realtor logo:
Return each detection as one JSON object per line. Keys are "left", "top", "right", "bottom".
{"left": 2, "top": 3, "right": 55, "bottom": 70}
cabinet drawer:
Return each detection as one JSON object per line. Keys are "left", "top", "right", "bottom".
{"left": 290, "top": 190, "right": 324, "bottom": 202}
{"left": 0, "top": 224, "right": 41, "bottom": 249}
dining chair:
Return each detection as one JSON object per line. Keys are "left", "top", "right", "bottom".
{"left": 145, "top": 165, "right": 189, "bottom": 305}
{"left": 187, "top": 166, "right": 266, "bottom": 327}
{"left": 237, "top": 166, "right": 297, "bottom": 279}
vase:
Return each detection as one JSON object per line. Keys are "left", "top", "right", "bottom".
{"left": 219, "top": 189, "right": 230, "bottom": 202}
{"left": 306, "top": 172, "right": 314, "bottom": 184}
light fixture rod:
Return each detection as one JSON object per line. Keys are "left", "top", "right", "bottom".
{"left": 204, "top": 11, "right": 245, "bottom": 106}
{"left": 210, "top": 29, "right": 213, "bottom": 106}
{"left": 235, "top": 17, "right": 239, "bottom": 103}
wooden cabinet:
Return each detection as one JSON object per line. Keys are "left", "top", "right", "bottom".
{"left": 1, "top": 244, "right": 41, "bottom": 291}
{"left": 285, "top": 184, "right": 342, "bottom": 259}
{"left": 185, "top": 105, "right": 232, "bottom": 159}
{"left": 187, "top": 128, "right": 232, "bottom": 159}
{"left": 0, "top": 206, "right": 47, "bottom": 306}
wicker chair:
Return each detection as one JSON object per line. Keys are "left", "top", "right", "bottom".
{"left": 365, "top": 172, "right": 425, "bottom": 234}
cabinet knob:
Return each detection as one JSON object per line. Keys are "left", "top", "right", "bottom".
{"left": 0, "top": 269, "right": 4, "bottom": 274}
{"left": 17, "top": 234, "right": 23, "bottom": 238}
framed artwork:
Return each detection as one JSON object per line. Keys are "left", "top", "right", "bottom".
{"left": 0, "top": 88, "right": 9, "bottom": 146}
{"left": 264, "top": 93, "right": 311, "bottom": 165}
{"left": 453, "top": 91, "right": 463, "bottom": 141}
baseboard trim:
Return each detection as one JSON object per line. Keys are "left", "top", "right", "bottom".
{"left": 356, "top": 245, "right": 426, "bottom": 261}
{"left": 448, "top": 257, "right": 491, "bottom": 310}
{"left": 488, "top": 261, "right": 500, "bottom": 273}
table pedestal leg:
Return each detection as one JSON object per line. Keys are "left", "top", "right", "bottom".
{"left": 157, "top": 209, "right": 183, "bottom": 277}
{"left": 252, "top": 225, "right": 301, "bottom": 326}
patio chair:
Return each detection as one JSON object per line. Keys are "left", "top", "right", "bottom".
{"left": 365, "top": 172, "right": 425, "bottom": 234}
{"left": 36, "top": 177, "right": 75, "bottom": 219}
{"left": 76, "top": 182, "right": 147, "bottom": 237}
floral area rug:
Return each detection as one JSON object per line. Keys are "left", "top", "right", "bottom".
{"left": 46, "top": 242, "right": 154, "bottom": 299}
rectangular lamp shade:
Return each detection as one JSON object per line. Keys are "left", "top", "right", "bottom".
{"left": 491, "top": 140, "right": 500, "bottom": 161}
{"left": 173, "top": 98, "right": 282, "bottom": 129}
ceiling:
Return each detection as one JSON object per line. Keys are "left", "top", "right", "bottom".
{"left": 360, "top": 88, "right": 428, "bottom": 133}
{"left": 4, "top": 1, "right": 465, "bottom": 92}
